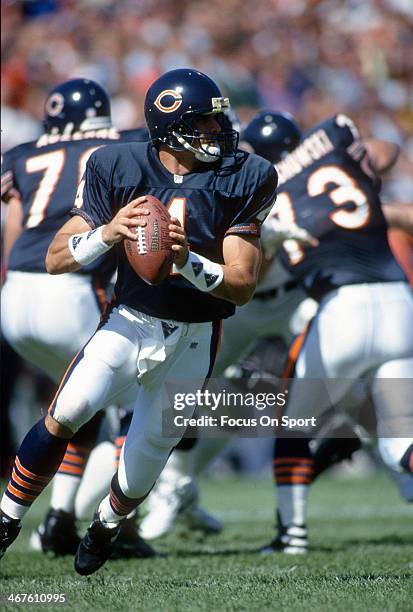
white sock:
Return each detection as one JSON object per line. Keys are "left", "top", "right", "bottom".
{"left": 1, "top": 494, "right": 28, "bottom": 521}
{"left": 97, "top": 495, "right": 124, "bottom": 528}
{"left": 50, "top": 474, "right": 81, "bottom": 514}
{"left": 277, "top": 484, "right": 309, "bottom": 527}
{"left": 75, "top": 442, "right": 115, "bottom": 520}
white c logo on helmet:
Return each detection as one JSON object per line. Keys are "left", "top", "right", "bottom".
{"left": 45, "top": 92, "right": 65, "bottom": 117}
{"left": 154, "top": 89, "right": 183, "bottom": 113}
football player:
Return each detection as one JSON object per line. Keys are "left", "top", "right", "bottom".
{"left": 139, "top": 110, "right": 320, "bottom": 540}
{"left": 0, "top": 68, "right": 278, "bottom": 575}
{"left": 260, "top": 113, "right": 413, "bottom": 554}
{"left": 1, "top": 78, "right": 154, "bottom": 559}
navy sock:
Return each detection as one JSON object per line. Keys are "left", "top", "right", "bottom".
{"left": 109, "top": 473, "right": 146, "bottom": 517}
{"left": 273, "top": 437, "right": 314, "bottom": 486}
{"left": 5, "top": 418, "right": 70, "bottom": 509}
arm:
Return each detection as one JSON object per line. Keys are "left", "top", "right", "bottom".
{"left": 211, "top": 234, "right": 261, "bottom": 305}
{"left": 382, "top": 202, "right": 413, "bottom": 235}
{"left": 46, "top": 196, "right": 149, "bottom": 274}
{"left": 364, "top": 139, "right": 400, "bottom": 175}
{"left": 2, "top": 196, "right": 23, "bottom": 267}
{"left": 170, "top": 219, "right": 261, "bottom": 307}
{"left": 45, "top": 215, "right": 93, "bottom": 274}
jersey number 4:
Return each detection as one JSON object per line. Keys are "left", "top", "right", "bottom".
{"left": 25, "top": 147, "right": 101, "bottom": 228}
{"left": 278, "top": 165, "right": 370, "bottom": 264}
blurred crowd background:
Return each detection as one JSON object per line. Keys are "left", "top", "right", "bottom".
{"left": 1, "top": 0, "right": 413, "bottom": 476}
{"left": 2, "top": 0, "right": 413, "bottom": 199}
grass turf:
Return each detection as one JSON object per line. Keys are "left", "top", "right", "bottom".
{"left": 1, "top": 473, "right": 412, "bottom": 611}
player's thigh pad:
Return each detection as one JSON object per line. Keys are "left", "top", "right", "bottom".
{"left": 372, "top": 358, "right": 413, "bottom": 439}
{"left": 51, "top": 308, "right": 141, "bottom": 431}
{"left": 1, "top": 272, "right": 102, "bottom": 382}
{"left": 284, "top": 289, "right": 372, "bottom": 425}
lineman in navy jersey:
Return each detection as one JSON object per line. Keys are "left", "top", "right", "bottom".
{"left": 262, "top": 114, "right": 413, "bottom": 555}
{"left": 2, "top": 126, "right": 147, "bottom": 278}
{"left": 1, "top": 78, "right": 153, "bottom": 559}
{"left": 277, "top": 113, "right": 406, "bottom": 295}
{"left": 0, "top": 69, "right": 277, "bottom": 572}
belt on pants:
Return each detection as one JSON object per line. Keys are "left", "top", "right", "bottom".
{"left": 253, "top": 281, "right": 299, "bottom": 301}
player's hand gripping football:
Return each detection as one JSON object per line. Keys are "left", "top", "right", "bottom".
{"left": 102, "top": 196, "right": 150, "bottom": 245}
{"left": 169, "top": 218, "right": 189, "bottom": 268}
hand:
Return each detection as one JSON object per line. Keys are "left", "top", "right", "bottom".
{"left": 261, "top": 217, "right": 319, "bottom": 256}
{"left": 286, "top": 224, "right": 319, "bottom": 247}
{"left": 169, "top": 217, "right": 189, "bottom": 268}
{"left": 102, "top": 197, "right": 150, "bottom": 245}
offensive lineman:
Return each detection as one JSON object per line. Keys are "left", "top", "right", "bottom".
{"left": 1, "top": 78, "right": 153, "bottom": 558}
{"left": 261, "top": 113, "right": 413, "bottom": 554}
{"left": 0, "top": 68, "right": 278, "bottom": 575}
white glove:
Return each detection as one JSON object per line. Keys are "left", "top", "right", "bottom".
{"left": 261, "top": 216, "right": 318, "bottom": 256}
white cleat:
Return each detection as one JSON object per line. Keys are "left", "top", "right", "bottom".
{"left": 140, "top": 476, "right": 223, "bottom": 539}
{"left": 181, "top": 505, "right": 223, "bottom": 534}
{"left": 140, "top": 476, "right": 198, "bottom": 540}
{"left": 29, "top": 525, "right": 44, "bottom": 551}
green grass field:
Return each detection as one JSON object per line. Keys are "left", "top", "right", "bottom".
{"left": 1, "top": 473, "right": 412, "bottom": 611}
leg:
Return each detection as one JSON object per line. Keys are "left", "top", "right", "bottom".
{"left": 261, "top": 436, "right": 312, "bottom": 555}
{"left": 75, "top": 319, "right": 218, "bottom": 574}
{"left": 263, "top": 290, "right": 370, "bottom": 554}
{"left": 1, "top": 307, "right": 140, "bottom": 557}
{"left": 30, "top": 411, "right": 105, "bottom": 556}
{"left": 372, "top": 358, "right": 413, "bottom": 474}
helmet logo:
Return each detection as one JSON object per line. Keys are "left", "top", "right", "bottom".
{"left": 45, "top": 92, "right": 65, "bottom": 117}
{"left": 212, "top": 97, "right": 230, "bottom": 112}
{"left": 154, "top": 89, "right": 183, "bottom": 113}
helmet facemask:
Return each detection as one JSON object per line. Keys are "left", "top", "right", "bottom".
{"left": 169, "top": 111, "right": 239, "bottom": 163}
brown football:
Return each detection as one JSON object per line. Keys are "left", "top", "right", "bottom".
{"left": 124, "top": 195, "right": 174, "bottom": 285}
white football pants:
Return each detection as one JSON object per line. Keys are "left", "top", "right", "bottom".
{"left": 285, "top": 281, "right": 413, "bottom": 469}
{"left": 214, "top": 286, "right": 317, "bottom": 376}
{"left": 49, "top": 305, "right": 219, "bottom": 498}
{"left": 1, "top": 271, "right": 103, "bottom": 383}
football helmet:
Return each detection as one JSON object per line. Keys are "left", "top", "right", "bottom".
{"left": 144, "top": 68, "right": 238, "bottom": 163}
{"left": 43, "top": 78, "right": 111, "bottom": 135}
{"left": 242, "top": 111, "right": 301, "bottom": 164}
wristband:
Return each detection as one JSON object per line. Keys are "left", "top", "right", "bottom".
{"left": 177, "top": 251, "right": 224, "bottom": 292}
{"left": 68, "top": 226, "right": 113, "bottom": 265}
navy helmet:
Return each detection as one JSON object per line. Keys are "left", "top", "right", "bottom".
{"left": 242, "top": 111, "right": 301, "bottom": 164}
{"left": 43, "top": 78, "right": 111, "bottom": 134}
{"left": 144, "top": 68, "right": 238, "bottom": 163}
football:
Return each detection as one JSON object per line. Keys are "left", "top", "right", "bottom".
{"left": 124, "top": 195, "right": 174, "bottom": 285}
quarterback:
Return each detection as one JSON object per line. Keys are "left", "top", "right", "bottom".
{"left": 0, "top": 68, "right": 278, "bottom": 575}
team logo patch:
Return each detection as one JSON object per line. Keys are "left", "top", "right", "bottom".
{"left": 45, "top": 92, "right": 65, "bottom": 117}
{"left": 192, "top": 262, "right": 203, "bottom": 277}
{"left": 71, "top": 236, "right": 83, "bottom": 250}
{"left": 154, "top": 89, "right": 183, "bottom": 113}
{"left": 161, "top": 321, "right": 179, "bottom": 338}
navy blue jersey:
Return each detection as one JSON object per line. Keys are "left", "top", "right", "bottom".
{"left": 72, "top": 142, "right": 278, "bottom": 322}
{"left": 276, "top": 114, "right": 406, "bottom": 298}
{"left": 1, "top": 127, "right": 148, "bottom": 282}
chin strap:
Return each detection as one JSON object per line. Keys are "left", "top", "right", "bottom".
{"left": 173, "top": 132, "right": 220, "bottom": 163}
